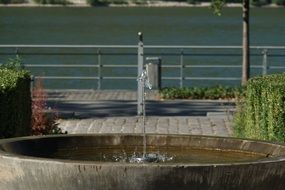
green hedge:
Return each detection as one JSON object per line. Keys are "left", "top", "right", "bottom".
{"left": 87, "top": 0, "right": 108, "bottom": 6}
{"left": 250, "top": 0, "right": 268, "bottom": 6}
{"left": 235, "top": 73, "right": 285, "bottom": 142}
{"left": 160, "top": 86, "right": 244, "bottom": 100}
{"left": 0, "top": 68, "right": 31, "bottom": 138}
{"left": 32, "top": 0, "right": 70, "bottom": 5}
{"left": 272, "top": 0, "right": 285, "bottom": 5}
{"left": 85, "top": 0, "right": 282, "bottom": 6}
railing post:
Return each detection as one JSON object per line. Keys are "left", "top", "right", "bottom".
{"left": 180, "top": 49, "right": 184, "bottom": 88}
{"left": 97, "top": 48, "right": 102, "bottom": 90}
{"left": 262, "top": 49, "right": 268, "bottom": 76}
{"left": 137, "top": 32, "right": 144, "bottom": 116}
{"left": 30, "top": 75, "right": 34, "bottom": 92}
{"left": 15, "top": 47, "right": 19, "bottom": 56}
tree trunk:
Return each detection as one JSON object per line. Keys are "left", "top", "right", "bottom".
{"left": 242, "top": 0, "right": 250, "bottom": 86}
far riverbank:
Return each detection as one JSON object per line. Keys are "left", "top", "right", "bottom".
{"left": 0, "top": 1, "right": 284, "bottom": 8}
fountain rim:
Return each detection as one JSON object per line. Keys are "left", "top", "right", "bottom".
{"left": 1, "top": 134, "right": 285, "bottom": 167}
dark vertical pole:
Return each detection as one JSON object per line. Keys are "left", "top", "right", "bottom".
{"left": 157, "top": 58, "right": 161, "bottom": 90}
{"left": 242, "top": 0, "right": 250, "bottom": 86}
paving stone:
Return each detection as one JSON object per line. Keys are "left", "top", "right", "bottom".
{"left": 188, "top": 118, "right": 199, "bottom": 126}
{"left": 87, "top": 119, "right": 104, "bottom": 133}
{"left": 178, "top": 125, "right": 189, "bottom": 134}
{"left": 134, "top": 121, "right": 143, "bottom": 134}
{"left": 113, "top": 118, "right": 126, "bottom": 126}
{"left": 190, "top": 129, "right": 203, "bottom": 135}
{"left": 178, "top": 117, "right": 187, "bottom": 125}
{"left": 157, "top": 118, "right": 169, "bottom": 134}
{"left": 122, "top": 124, "right": 135, "bottom": 133}
{"left": 111, "top": 124, "right": 123, "bottom": 133}
{"left": 146, "top": 125, "right": 157, "bottom": 134}
{"left": 100, "top": 119, "right": 114, "bottom": 133}
{"left": 66, "top": 120, "right": 81, "bottom": 132}
{"left": 167, "top": 118, "right": 177, "bottom": 134}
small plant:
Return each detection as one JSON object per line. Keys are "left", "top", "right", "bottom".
{"left": 31, "top": 78, "right": 67, "bottom": 135}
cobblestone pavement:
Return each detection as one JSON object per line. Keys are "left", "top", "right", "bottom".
{"left": 49, "top": 90, "right": 235, "bottom": 137}
{"left": 58, "top": 116, "right": 233, "bottom": 137}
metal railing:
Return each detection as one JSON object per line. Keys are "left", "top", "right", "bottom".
{"left": 0, "top": 44, "right": 285, "bottom": 89}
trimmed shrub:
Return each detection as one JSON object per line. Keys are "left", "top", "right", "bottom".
{"left": 234, "top": 73, "right": 285, "bottom": 142}
{"left": 250, "top": 0, "right": 269, "bottom": 6}
{"left": 272, "top": 0, "right": 285, "bottom": 5}
{"left": 0, "top": 63, "right": 31, "bottom": 138}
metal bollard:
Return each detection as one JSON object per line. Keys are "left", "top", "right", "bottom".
{"left": 137, "top": 32, "right": 144, "bottom": 116}
{"left": 146, "top": 57, "right": 161, "bottom": 90}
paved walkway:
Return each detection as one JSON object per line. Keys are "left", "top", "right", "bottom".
{"left": 48, "top": 90, "right": 235, "bottom": 137}
{"left": 58, "top": 116, "right": 233, "bottom": 137}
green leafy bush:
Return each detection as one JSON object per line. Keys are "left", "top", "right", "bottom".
{"left": 234, "top": 73, "right": 285, "bottom": 142}
{"left": 109, "top": 0, "right": 128, "bottom": 4}
{"left": 250, "top": 0, "right": 269, "bottom": 6}
{"left": 0, "top": 56, "right": 24, "bottom": 71}
{"left": 33, "top": 0, "right": 70, "bottom": 5}
{"left": 187, "top": 0, "right": 198, "bottom": 4}
{"left": 87, "top": 0, "right": 108, "bottom": 6}
{"left": 160, "top": 86, "right": 244, "bottom": 100}
{"left": 0, "top": 58, "right": 31, "bottom": 138}
{"left": 0, "top": 0, "right": 8, "bottom": 3}
{"left": 272, "top": 0, "right": 285, "bottom": 5}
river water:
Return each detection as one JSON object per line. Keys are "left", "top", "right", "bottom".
{"left": 0, "top": 7, "right": 284, "bottom": 89}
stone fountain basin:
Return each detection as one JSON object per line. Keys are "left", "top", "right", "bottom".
{"left": 1, "top": 134, "right": 285, "bottom": 190}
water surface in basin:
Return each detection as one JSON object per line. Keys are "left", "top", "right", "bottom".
{"left": 49, "top": 146, "right": 267, "bottom": 164}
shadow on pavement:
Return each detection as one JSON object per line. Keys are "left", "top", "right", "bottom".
{"left": 47, "top": 100, "right": 235, "bottom": 118}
